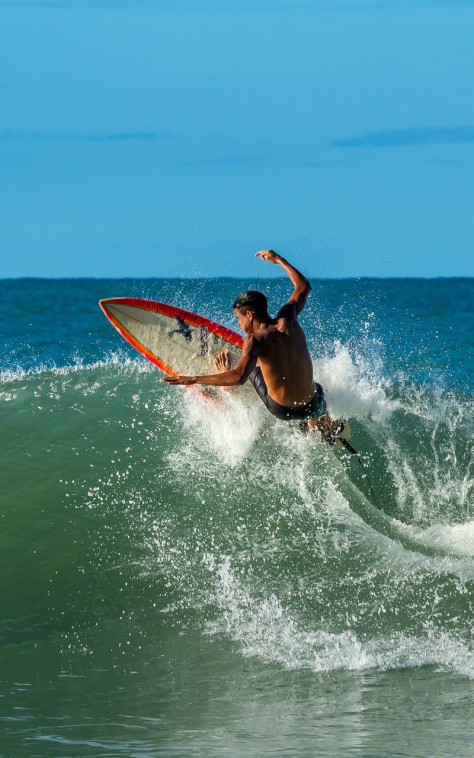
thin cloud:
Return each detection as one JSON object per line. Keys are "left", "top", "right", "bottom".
{"left": 332, "top": 126, "right": 474, "bottom": 148}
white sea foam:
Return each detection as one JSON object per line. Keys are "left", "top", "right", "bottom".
{"left": 0, "top": 351, "right": 153, "bottom": 383}
{"left": 314, "top": 342, "right": 400, "bottom": 423}
{"left": 390, "top": 518, "right": 474, "bottom": 559}
{"left": 179, "top": 388, "right": 265, "bottom": 466}
{"left": 203, "top": 555, "right": 474, "bottom": 678}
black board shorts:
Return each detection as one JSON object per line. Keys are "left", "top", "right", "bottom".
{"left": 248, "top": 367, "right": 325, "bottom": 421}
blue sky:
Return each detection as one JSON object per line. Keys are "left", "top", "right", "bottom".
{"left": 1, "top": 0, "right": 474, "bottom": 278}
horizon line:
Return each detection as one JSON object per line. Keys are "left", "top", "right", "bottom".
{"left": 1, "top": 275, "right": 473, "bottom": 282}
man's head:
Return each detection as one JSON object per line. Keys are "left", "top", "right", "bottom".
{"left": 233, "top": 290, "right": 269, "bottom": 334}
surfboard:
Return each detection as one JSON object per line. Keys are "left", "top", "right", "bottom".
{"left": 99, "top": 297, "right": 252, "bottom": 395}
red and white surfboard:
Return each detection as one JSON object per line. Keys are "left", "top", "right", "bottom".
{"left": 99, "top": 297, "right": 245, "bottom": 379}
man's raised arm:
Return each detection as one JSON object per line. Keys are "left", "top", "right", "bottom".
{"left": 255, "top": 250, "right": 311, "bottom": 316}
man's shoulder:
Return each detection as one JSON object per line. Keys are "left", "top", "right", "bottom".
{"left": 247, "top": 328, "right": 268, "bottom": 343}
{"left": 242, "top": 328, "right": 273, "bottom": 354}
{"left": 243, "top": 332, "right": 265, "bottom": 350}
{"left": 275, "top": 301, "right": 298, "bottom": 322}
{"left": 253, "top": 323, "right": 286, "bottom": 347}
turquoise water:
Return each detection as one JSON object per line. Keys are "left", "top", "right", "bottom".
{"left": 1, "top": 277, "right": 473, "bottom": 757}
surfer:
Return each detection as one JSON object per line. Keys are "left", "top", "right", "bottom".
{"left": 163, "top": 250, "right": 347, "bottom": 443}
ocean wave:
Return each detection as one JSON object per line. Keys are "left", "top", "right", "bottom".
{"left": 2, "top": 332, "right": 473, "bottom": 681}
{"left": 0, "top": 351, "right": 154, "bottom": 384}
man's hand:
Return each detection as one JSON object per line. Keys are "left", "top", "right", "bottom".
{"left": 162, "top": 375, "right": 196, "bottom": 385}
{"left": 255, "top": 249, "right": 284, "bottom": 264}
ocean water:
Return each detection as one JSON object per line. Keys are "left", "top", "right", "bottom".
{"left": 1, "top": 276, "right": 473, "bottom": 758}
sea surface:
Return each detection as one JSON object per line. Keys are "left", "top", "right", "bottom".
{"left": 1, "top": 277, "right": 473, "bottom": 758}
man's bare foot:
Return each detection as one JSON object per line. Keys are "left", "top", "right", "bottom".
{"left": 304, "top": 413, "right": 351, "bottom": 450}
{"left": 307, "top": 411, "right": 341, "bottom": 438}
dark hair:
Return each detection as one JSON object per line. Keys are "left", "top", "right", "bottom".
{"left": 233, "top": 290, "right": 269, "bottom": 319}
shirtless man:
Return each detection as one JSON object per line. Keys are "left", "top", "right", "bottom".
{"left": 163, "top": 250, "right": 344, "bottom": 442}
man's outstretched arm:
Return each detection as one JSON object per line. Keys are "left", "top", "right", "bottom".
{"left": 162, "top": 335, "right": 260, "bottom": 386}
{"left": 256, "top": 250, "right": 311, "bottom": 316}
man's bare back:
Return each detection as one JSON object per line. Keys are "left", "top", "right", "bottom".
{"left": 248, "top": 314, "right": 314, "bottom": 406}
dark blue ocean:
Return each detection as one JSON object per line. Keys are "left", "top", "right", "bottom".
{"left": 1, "top": 277, "right": 473, "bottom": 757}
